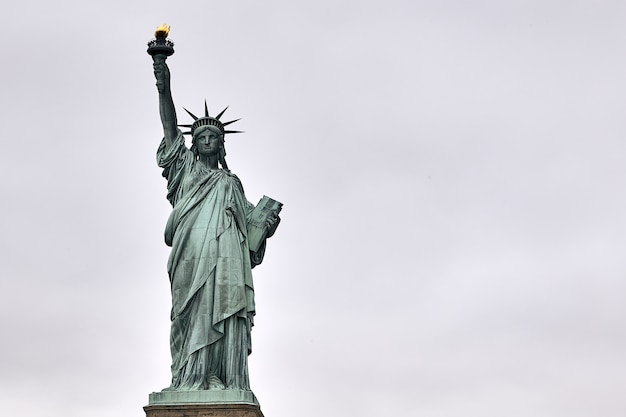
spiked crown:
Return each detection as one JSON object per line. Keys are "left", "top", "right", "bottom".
{"left": 179, "top": 101, "right": 242, "bottom": 137}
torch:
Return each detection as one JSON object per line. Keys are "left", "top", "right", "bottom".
{"left": 147, "top": 24, "right": 175, "bottom": 60}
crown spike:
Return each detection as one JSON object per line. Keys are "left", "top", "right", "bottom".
{"left": 224, "top": 130, "right": 243, "bottom": 134}
{"left": 222, "top": 119, "right": 240, "bottom": 127}
{"left": 204, "top": 100, "right": 210, "bottom": 117}
{"left": 183, "top": 107, "right": 199, "bottom": 120}
{"left": 215, "top": 106, "right": 229, "bottom": 120}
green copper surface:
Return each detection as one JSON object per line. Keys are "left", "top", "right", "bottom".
{"left": 149, "top": 28, "right": 281, "bottom": 397}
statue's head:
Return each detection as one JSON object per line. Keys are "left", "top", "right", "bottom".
{"left": 179, "top": 102, "right": 242, "bottom": 170}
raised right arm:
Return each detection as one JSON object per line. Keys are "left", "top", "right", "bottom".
{"left": 153, "top": 55, "right": 178, "bottom": 148}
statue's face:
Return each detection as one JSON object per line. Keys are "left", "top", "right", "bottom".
{"left": 195, "top": 129, "right": 222, "bottom": 156}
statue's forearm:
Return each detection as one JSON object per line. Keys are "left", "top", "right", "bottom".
{"left": 154, "top": 56, "right": 178, "bottom": 147}
{"left": 159, "top": 90, "right": 178, "bottom": 146}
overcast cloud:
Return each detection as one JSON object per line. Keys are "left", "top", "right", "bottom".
{"left": 1, "top": 1, "right": 625, "bottom": 417}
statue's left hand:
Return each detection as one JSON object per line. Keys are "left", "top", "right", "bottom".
{"left": 266, "top": 213, "right": 280, "bottom": 238}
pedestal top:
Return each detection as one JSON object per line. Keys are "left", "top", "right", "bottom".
{"left": 144, "top": 402, "right": 264, "bottom": 417}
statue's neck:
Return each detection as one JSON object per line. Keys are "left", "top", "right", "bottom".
{"left": 198, "top": 154, "right": 219, "bottom": 169}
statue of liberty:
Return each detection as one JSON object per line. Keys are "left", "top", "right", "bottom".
{"left": 148, "top": 25, "right": 281, "bottom": 394}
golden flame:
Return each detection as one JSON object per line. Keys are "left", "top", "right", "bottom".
{"left": 154, "top": 24, "right": 170, "bottom": 38}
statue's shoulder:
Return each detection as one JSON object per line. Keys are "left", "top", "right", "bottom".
{"left": 220, "top": 170, "right": 246, "bottom": 194}
{"left": 227, "top": 171, "right": 241, "bottom": 182}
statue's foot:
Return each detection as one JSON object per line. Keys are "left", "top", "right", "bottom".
{"left": 208, "top": 376, "right": 226, "bottom": 390}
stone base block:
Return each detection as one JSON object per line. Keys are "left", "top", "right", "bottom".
{"left": 144, "top": 403, "right": 264, "bottom": 417}
{"left": 148, "top": 390, "right": 259, "bottom": 406}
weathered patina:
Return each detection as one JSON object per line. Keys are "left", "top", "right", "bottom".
{"left": 149, "top": 26, "right": 280, "bottom": 395}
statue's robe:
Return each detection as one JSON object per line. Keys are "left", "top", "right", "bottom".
{"left": 157, "top": 132, "right": 263, "bottom": 390}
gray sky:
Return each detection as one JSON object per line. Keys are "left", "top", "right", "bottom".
{"left": 1, "top": 1, "right": 625, "bottom": 416}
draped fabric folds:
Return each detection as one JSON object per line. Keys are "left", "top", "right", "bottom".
{"left": 157, "top": 132, "right": 262, "bottom": 391}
